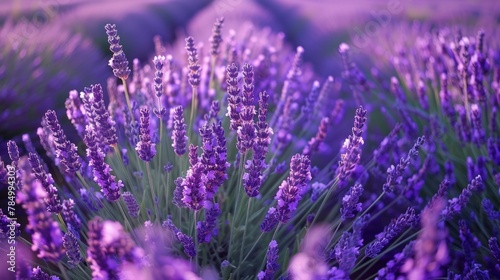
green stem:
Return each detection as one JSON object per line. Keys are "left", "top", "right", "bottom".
{"left": 121, "top": 78, "right": 134, "bottom": 123}
{"left": 188, "top": 86, "right": 198, "bottom": 142}
{"left": 146, "top": 162, "right": 159, "bottom": 223}
{"left": 239, "top": 197, "right": 252, "bottom": 264}
{"left": 57, "top": 263, "right": 69, "bottom": 280}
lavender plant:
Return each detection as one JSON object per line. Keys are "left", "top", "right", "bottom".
{"left": 2, "top": 17, "right": 500, "bottom": 280}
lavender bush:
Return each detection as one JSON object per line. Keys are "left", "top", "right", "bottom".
{"left": 1, "top": 17, "right": 500, "bottom": 280}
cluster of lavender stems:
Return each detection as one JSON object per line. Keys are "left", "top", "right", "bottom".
{"left": 3, "top": 18, "right": 500, "bottom": 280}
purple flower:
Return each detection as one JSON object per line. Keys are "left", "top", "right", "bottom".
{"left": 136, "top": 107, "right": 156, "bottom": 162}
{"left": 105, "top": 24, "right": 131, "bottom": 80}
{"left": 209, "top": 17, "right": 224, "bottom": 56}
{"left": 303, "top": 117, "right": 330, "bottom": 157}
{"left": 373, "top": 123, "right": 402, "bottom": 166}
{"left": 197, "top": 203, "right": 221, "bottom": 243}
{"left": 162, "top": 216, "right": 196, "bottom": 257}
{"left": 427, "top": 179, "right": 450, "bottom": 209}
{"left": 7, "top": 140, "right": 19, "bottom": 163}
{"left": 65, "top": 90, "right": 87, "bottom": 138}
{"left": 366, "top": 208, "right": 417, "bottom": 258}
{"left": 185, "top": 36, "right": 201, "bottom": 88}
{"left": 336, "top": 106, "right": 367, "bottom": 188}
{"left": 28, "top": 153, "right": 62, "bottom": 213}
{"left": 258, "top": 240, "right": 279, "bottom": 280}
{"left": 244, "top": 91, "right": 273, "bottom": 197}
{"left": 181, "top": 162, "right": 206, "bottom": 211}
{"left": 340, "top": 183, "right": 364, "bottom": 221}
{"left": 16, "top": 176, "right": 64, "bottom": 262}
{"left": 0, "top": 209, "right": 20, "bottom": 240}
{"left": 375, "top": 241, "right": 415, "bottom": 280}
{"left": 459, "top": 219, "right": 481, "bottom": 271}
{"left": 63, "top": 231, "right": 82, "bottom": 267}
{"left": 482, "top": 199, "right": 500, "bottom": 220}
{"left": 87, "top": 217, "right": 138, "bottom": 279}
{"left": 261, "top": 207, "right": 279, "bottom": 232}
{"left": 44, "top": 110, "right": 81, "bottom": 175}
{"left": 62, "top": 199, "right": 82, "bottom": 236}
{"left": 273, "top": 154, "right": 311, "bottom": 224}
{"left": 333, "top": 231, "right": 362, "bottom": 275}
{"left": 31, "top": 266, "right": 60, "bottom": 280}
{"left": 237, "top": 63, "right": 256, "bottom": 153}
{"left": 172, "top": 177, "right": 186, "bottom": 208}
{"left": 122, "top": 192, "right": 140, "bottom": 217}
{"left": 226, "top": 63, "right": 242, "bottom": 131}
{"left": 83, "top": 84, "right": 118, "bottom": 148}
{"left": 403, "top": 198, "right": 448, "bottom": 279}
{"left": 301, "top": 81, "right": 321, "bottom": 120}
{"left": 171, "top": 106, "right": 188, "bottom": 156}
{"left": 85, "top": 129, "right": 123, "bottom": 201}
{"left": 198, "top": 121, "right": 228, "bottom": 201}
{"left": 489, "top": 237, "right": 500, "bottom": 272}
{"left": 442, "top": 175, "right": 483, "bottom": 220}
{"left": 204, "top": 100, "right": 221, "bottom": 123}
{"left": 153, "top": 55, "right": 165, "bottom": 98}
{"left": 470, "top": 104, "right": 486, "bottom": 146}
{"left": 383, "top": 136, "right": 425, "bottom": 193}
{"left": 163, "top": 162, "right": 174, "bottom": 173}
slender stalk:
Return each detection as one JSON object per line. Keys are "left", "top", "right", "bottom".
{"left": 239, "top": 197, "right": 252, "bottom": 264}
{"left": 194, "top": 211, "right": 199, "bottom": 271}
{"left": 188, "top": 87, "right": 198, "bottom": 142}
{"left": 121, "top": 78, "right": 134, "bottom": 122}
{"left": 146, "top": 162, "right": 159, "bottom": 223}
{"left": 57, "top": 263, "right": 69, "bottom": 280}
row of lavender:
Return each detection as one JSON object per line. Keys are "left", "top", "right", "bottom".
{"left": 1, "top": 18, "right": 499, "bottom": 279}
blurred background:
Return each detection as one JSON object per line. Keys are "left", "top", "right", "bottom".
{"left": 1, "top": 0, "right": 499, "bottom": 156}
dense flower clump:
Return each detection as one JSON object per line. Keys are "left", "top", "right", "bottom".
{"left": 1, "top": 16, "right": 500, "bottom": 280}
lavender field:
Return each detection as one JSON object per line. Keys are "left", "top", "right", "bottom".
{"left": 1, "top": 0, "right": 500, "bottom": 279}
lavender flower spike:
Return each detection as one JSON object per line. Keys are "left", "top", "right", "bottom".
{"left": 86, "top": 84, "right": 118, "bottom": 147}
{"left": 85, "top": 129, "right": 123, "bottom": 201}
{"left": 17, "top": 176, "right": 64, "bottom": 262}
{"left": 237, "top": 63, "right": 256, "bottom": 154}
{"left": 258, "top": 240, "right": 279, "bottom": 280}
{"left": 197, "top": 203, "right": 221, "bottom": 243}
{"left": 171, "top": 106, "right": 188, "bottom": 156}
{"left": 226, "top": 63, "right": 242, "bottom": 131}
{"left": 122, "top": 192, "right": 140, "bottom": 217}
{"left": 336, "top": 106, "right": 367, "bottom": 188}
{"left": 28, "top": 152, "right": 62, "bottom": 213}
{"left": 365, "top": 207, "right": 417, "bottom": 258}
{"left": 105, "top": 24, "right": 131, "bottom": 79}
{"left": 44, "top": 110, "right": 81, "bottom": 175}
{"left": 136, "top": 107, "right": 156, "bottom": 162}
{"left": 442, "top": 175, "right": 483, "bottom": 220}
{"left": 63, "top": 231, "right": 82, "bottom": 267}
{"left": 244, "top": 91, "right": 273, "bottom": 197}
{"left": 7, "top": 140, "right": 19, "bottom": 163}
{"left": 383, "top": 136, "right": 425, "bottom": 193}
{"left": 87, "top": 217, "right": 137, "bottom": 279}
{"left": 62, "top": 199, "right": 82, "bottom": 235}
{"left": 340, "top": 183, "right": 364, "bottom": 221}
{"left": 162, "top": 216, "right": 196, "bottom": 257}
{"left": 209, "top": 17, "right": 224, "bottom": 56}
{"left": 185, "top": 36, "right": 201, "bottom": 87}
{"left": 181, "top": 162, "right": 206, "bottom": 211}
{"left": 274, "top": 154, "right": 311, "bottom": 223}
{"left": 303, "top": 117, "right": 330, "bottom": 157}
